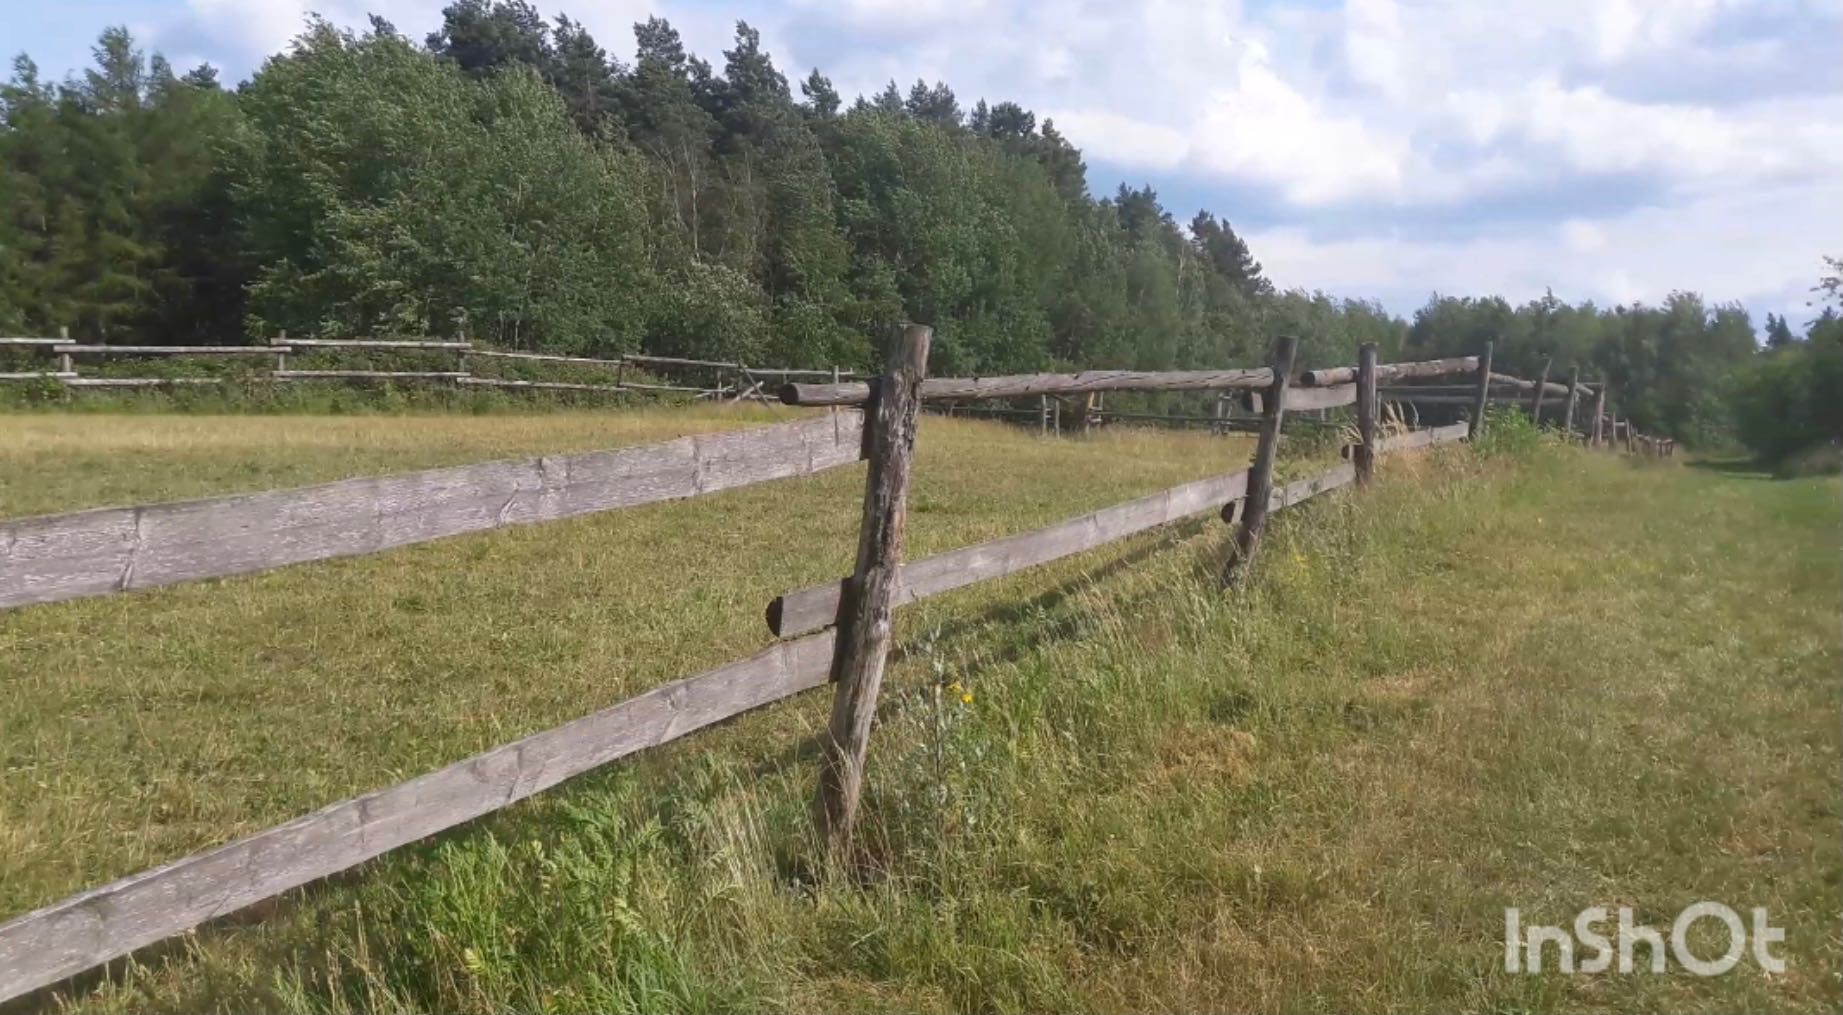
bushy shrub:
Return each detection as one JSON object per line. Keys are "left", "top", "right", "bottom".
{"left": 1728, "top": 338, "right": 1843, "bottom": 464}
{"left": 1471, "top": 406, "right": 1546, "bottom": 459}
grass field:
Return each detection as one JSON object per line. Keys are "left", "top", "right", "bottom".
{"left": 3, "top": 411, "right": 1838, "bottom": 1013}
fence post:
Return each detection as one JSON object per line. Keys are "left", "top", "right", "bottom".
{"left": 1469, "top": 340, "right": 1493, "bottom": 440}
{"left": 275, "top": 329, "right": 287, "bottom": 374}
{"left": 1354, "top": 342, "right": 1378, "bottom": 485}
{"left": 1561, "top": 366, "right": 1580, "bottom": 439}
{"left": 1039, "top": 394, "right": 1049, "bottom": 435}
{"left": 1222, "top": 334, "right": 1297, "bottom": 588}
{"left": 1588, "top": 385, "right": 1606, "bottom": 447}
{"left": 816, "top": 323, "right": 931, "bottom": 851}
{"left": 1528, "top": 357, "right": 1552, "bottom": 424}
{"left": 57, "top": 326, "right": 72, "bottom": 374}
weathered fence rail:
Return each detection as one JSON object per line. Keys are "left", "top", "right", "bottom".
{"left": 0, "top": 336, "right": 867, "bottom": 399}
{"left": 0, "top": 336, "right": 1668, "bottom": 1003}
{"left": 768, "top": 466, "right": 1255, "bottom": 638}
{"left": 0, "top": 414, "right": 863, "bottom": 611}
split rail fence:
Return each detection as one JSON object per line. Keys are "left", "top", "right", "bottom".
{"left": 0, "top": 334, "right": 862, "bottom": 402}
{"left": 0, "top": 332, "right": 1666, "bottom": 1001}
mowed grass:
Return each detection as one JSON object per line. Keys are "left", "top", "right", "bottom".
{"left": 0, "top": 407, "right": 808, "bottom": 519}
{"left": 4, "top": 415, "right": 1838, "bottom": 1014}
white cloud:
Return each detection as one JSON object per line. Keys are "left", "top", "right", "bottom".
{"left": 1184, "top": 41, "right": 1407, "bottom": 206}
{"left": 1248, "top": 178, "right": 1840, "bottom": 320}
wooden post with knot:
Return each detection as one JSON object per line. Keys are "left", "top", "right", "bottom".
{"left": 1222, "top": 334, "right": 1297, "bottom": 588}
{"left": 816, "top": 323, "right": 931, "bottom": 852}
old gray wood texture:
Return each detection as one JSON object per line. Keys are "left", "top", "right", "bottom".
{"left": 1528, "top": 358, "right": 1552, "bottom": 421}
{"left": 1247, "top": 382, "right": 1358, "bottom": 414}
{"left": 768, "top": 467, "right": 1254, "bottom": 638}
{"left": 1270, "top": 462, "right": 1357, "bottom": 510}
{"left": 462, "top": 349, "right": 623, "bottom": 366}
{"left": 52, "top": 345, "right": 280, "bottom": 355}
{"left": 273, "top": 370, "right": 470, "bottom": 380}
{"left": 269, "top": 339, "right": 470, "bottom": 349}
{"left": 1561, "top": 366, "right": 1581, "bottom": 436}
{"left": 1354, "top": 345, "right": 1378, "bottom": 485}
{"left": 1371, "top": 422, "right": 1471, "bottom": 455}
{"left": 0, "top": 414, "right": 864, "bottom": 611}
{"left": 817, "top": 324, "right": 931, "bottom": 845}
{"left": 1490, "top": 372, "right": 1573, "bottom": 398}
{"left": 781, "top": 367, "right": 1276, "bottom": 407}
{"left": 457, "top": 377, "right": 627, "bottom": 393}
{"left": 1223, "top": 335, "right": 1298, "bottom": 587}
{"left": 0, "top": 631, "right": 836, "bottom": 1002}
{"left": 61, "top": 378, "right": 225, "bottom": 387}
{"left": 1470, "top": 342, "right": 1495, "bottom": 439}
{"left": 1298, "top": 356, "right": 1478, "bottom": 387}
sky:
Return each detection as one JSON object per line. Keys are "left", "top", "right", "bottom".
{"left": 8, "top": 0, "right": 1842, "bottom": 331}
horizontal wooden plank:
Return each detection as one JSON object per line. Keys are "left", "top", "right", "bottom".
{"left": 0, "top": 337, "right": 64, "bottom": 345}
{"left": 1378, "top": 383, "right": 1526, "bottom": 396}
{"left": 1248, "top": 382, "right": 1358, "bottom": 413}
{"left": 0, "top": 414, "right": 864, "bottom": 611}
{"left": 270, "top": 339, "right": 471, "bottom": 350}
{"left": 462, "top": 349, "right": 623, "bottom": 367}
{"left": 768, "top": 468, "right": 1251, "bottom": 637}
{"left": 624, "top": 353, "right": 739, "bottom": 369}
{"left": 744, "top": 366, "right": 860, "bottom": 378}
{"left": 1300, "top": 356, "right": 1479, "bottom": 387}
{"left": 1375, "top": 393, "right": 1475, "bottom": 405}
{"left": 52, "top": 345, "right": 278, "bottom": 355}
{"left": 782, "top": 368, "right": 1276, "bottom": 407}
{"left": 457, "top": 377, "right": 626, "bottom": 394}
{"left": 0, "top": 631, "right": 836, "bottom": 1003}
{"left": 617, "top": 381, "right": 711, "bottom": 393}
{"left": 0, "top": 372, "right": 77, "bottom": 380}
{"left": 1219, "top": 461, "right": 1356, "bottom": 525}
{"left": 1371, "top": 422, "right": 1470, "bottom": 455}
{"left": 273, "top": 371, "right": 469, "bottom": 380}
{"left": 1270, "top": 463, "right": 1357, "bottom": 510}
{"left": 1487, "top": 372, "right": 1575, "bottom": 397}
{"left": 62, "top": 378, "right": 226, "bottom": 387}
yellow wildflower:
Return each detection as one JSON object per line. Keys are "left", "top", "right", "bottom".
{"left": 960, "top": 691, "right": 975, "bottom": 705}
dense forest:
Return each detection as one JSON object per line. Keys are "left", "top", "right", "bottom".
{"left": 1, "top": 3, "right": 1838, "bottom": 454}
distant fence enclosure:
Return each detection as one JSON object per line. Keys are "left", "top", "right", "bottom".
{"left": 0, "top": 336, "right": 867, "bottom": 401}
{"left": 0, "top": 342, "right": 1668, "bottom": 1003}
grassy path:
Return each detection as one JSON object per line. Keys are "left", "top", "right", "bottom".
{"left": 11, "top": 433, "right": 1840, "bottom": 1013}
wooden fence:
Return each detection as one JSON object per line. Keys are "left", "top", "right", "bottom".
{"left": 0, "top": 335, "right": 1664, "bottom": 1002}
{"left": 0, "top": 335, "right": 863, "bottom": 401}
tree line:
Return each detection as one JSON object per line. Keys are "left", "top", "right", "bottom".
{"left": 0, "top": 2, "right": 1836, "bottom": 456}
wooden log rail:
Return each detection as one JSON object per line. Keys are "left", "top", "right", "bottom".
{"left": 768, "top": 467, "right": 1255, "bottom": 638}
{"left": 780, "top": 367, "right": 1275, "bottom": 407}
{"left": 1, "top": 336, "right": 865, "bottom": 398}
{"left": 1298, "top": 355, "right": 1477, "bottom": 387}
{"left": 0, "top": 414, "right": 863, "bottom": 611}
